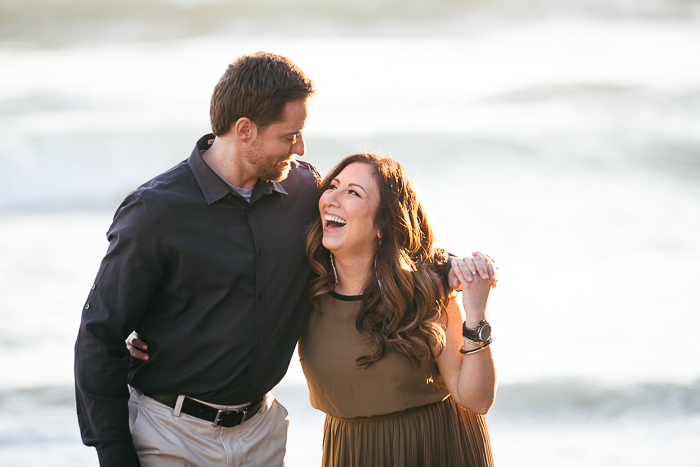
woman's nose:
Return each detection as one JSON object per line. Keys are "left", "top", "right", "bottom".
{"left": 325, "top": 189, "right": 340, "bottom": 206}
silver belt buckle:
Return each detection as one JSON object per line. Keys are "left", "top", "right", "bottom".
{"left": 213, "top": 407, "right": 248, "bottom": 427}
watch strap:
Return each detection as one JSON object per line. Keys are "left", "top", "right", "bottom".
{"left": 462, "top": 319, "right": 491, "bottom": 344}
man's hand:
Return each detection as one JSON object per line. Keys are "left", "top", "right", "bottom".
{"left": 448, "top": 251, "right": 497, "bottom": 290}
{"left": 126, "top": 332, "right": 150, "bottom": 362}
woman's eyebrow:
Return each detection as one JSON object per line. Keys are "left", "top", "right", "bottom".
{"left": 348, "top": 183, "right": 366, "bottom": 194}
{"left": 330, "top": 179, "right": 367, "bottom": 194}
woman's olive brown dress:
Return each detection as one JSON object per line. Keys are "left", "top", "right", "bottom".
{"left": 299, "top": 292, "right": 494, "bottom": 467}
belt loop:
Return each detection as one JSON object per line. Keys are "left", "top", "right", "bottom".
{"left": 173, "top": 395, "right": 185, "bottom": 417}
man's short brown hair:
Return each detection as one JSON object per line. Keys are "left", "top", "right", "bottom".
{"left": 210, "top": 52, "right": 315, "bottom": 136}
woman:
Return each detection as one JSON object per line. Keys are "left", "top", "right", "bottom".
{"left": 128, "top": 153, "right": 497, "bottom": 466}
{"left": 299, "top": 153, "right": 496, "bottom": 466}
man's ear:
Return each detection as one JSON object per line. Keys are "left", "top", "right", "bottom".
{"left": 233, "top": 117, "right": 257, "bottom": 143}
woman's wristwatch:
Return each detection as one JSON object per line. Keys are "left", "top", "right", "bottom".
{"left": 460, "top": 320, "right": 493, "bottom": 354}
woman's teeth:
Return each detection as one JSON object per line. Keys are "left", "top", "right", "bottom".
{"left": 324, "top": 215, "right": 346, "bottom": 227}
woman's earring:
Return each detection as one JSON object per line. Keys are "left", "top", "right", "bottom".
{"left": 330, "top": 253, "right": 339, "bottom": 284}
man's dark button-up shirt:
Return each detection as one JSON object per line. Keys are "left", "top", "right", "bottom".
{"left": 74, "top": 134, "right": 321, "bottom": 466}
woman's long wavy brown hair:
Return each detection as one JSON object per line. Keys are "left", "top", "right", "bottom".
{"left": 305, "top": 153, "right": 450, "bottom": 368}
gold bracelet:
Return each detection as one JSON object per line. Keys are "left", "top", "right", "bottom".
{"left": 462, "top": 336, "right": 484, "bottom": 346}
{"left": 459, "top": 339, "right": 492, "bottom": 355}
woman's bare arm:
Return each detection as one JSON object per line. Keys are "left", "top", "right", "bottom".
{"left": 434, "top": 257, "right": 497, "bottom": 414}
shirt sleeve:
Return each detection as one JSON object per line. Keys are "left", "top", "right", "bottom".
{"left": 74, "top": 194, "right": 164, "bottom": 467}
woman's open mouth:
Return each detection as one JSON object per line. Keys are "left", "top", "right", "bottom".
{"left": 324, "top": 214, "right": 347, "bottom": 231}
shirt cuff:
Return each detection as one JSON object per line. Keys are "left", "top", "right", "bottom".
{"left": 443, "top": 253, "right": 458, "bottom": 289}
{"left": 97, "top": 441, "right": 141, "bottom": 467}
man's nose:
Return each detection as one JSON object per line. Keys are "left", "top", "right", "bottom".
{"left": 291, "top": 134, "right": 305, "bottom": 157}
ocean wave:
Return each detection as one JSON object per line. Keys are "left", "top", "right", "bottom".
{"left": 0, "top": 386, "right": 75, "bottom": 414}
{"left": 2, "top": 0, "right": 700, "bottom": 45}
{"left": 488, "top": 379, "right": 700, "bottom": 420}
{"left": 2, "top": 128, "right": 699, "bottom": 211}
{"left": 3, "top": 380, "right": 699, "bottom": 420}
{"left": 4, "top": 0, "right": 699, "bottom": 16}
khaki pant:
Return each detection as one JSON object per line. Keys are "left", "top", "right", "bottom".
{"left": 128, "top": 388, "right": 289, "bottom": 467}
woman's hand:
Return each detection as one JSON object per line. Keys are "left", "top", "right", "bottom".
{"left": 126, "top": 331, "right": 150, "bottom": 361}
{"left": 434, "top": 258, "right": 497, "bottom": 414}
{"left": 447, "top": 251, "right": 497, "bottom": 291}
{"left": 451, "top": 256, "right": 493, "bottom": 325}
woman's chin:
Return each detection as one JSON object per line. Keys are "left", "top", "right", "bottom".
{"left": 321, "top": 238, "right": 338, "bottom": 253}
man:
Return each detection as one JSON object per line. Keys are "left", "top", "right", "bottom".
{"left": 75, "top": 52, "right": 318, "bottom": 467}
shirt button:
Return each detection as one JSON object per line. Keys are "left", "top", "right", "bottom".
{"left": 258, "top": 249, "right": 262, "bottom": 257}
{"left": 85, "top": 304, "right": 90, "bottom": 310}
{"left": 245, "top": 383, "right": 251, "bottom": 390}
{"left": 227, "top": 194, "right": 232, "bottom": 200}
{"left": 258, "top": 294, "right": 264, "bottom": 301}
{"left": 92, "top": 284, "right": 96, "bottom": 290}
{"left": 255, "top": 340, "right": 260, "bottom": 347}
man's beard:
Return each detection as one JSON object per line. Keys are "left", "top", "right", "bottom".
{"left": 244, "top": 144, "right": 292, "bottom": 183}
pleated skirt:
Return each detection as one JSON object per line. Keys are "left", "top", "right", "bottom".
{"left": 322, "top": 397, "right": 494, "bottom": 467}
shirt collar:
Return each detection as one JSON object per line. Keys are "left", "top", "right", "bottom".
{"left": 188, "top": 134, "right": 288, "bottom": 205}
{"left": 260, "top": 180, "right": 288, "bottom": 198}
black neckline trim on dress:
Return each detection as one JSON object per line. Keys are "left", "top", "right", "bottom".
{"left": 328, "top": 291, "right": 363, "bottom": 301}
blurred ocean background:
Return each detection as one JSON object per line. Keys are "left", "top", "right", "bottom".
{"left": 1, "top": 0, "right": 700, "bottom": 465}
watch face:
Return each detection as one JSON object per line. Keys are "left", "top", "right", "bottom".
{"left": 479, "top": 324, "right": 492, "bottom": 341}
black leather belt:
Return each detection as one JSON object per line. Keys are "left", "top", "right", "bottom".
{"left": 147, "top": 394, "right": 265, "bottom": 428}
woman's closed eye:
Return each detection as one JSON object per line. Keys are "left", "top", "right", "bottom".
{"left": 327, "top": 183, "right": 361, "bottom": 198}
